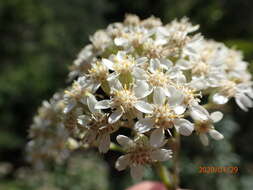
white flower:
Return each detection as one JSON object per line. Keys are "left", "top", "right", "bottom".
{"left": 193, "top": 111, "right": 224, "bottom": 146}
{"left": 90, "top": 30, "right": 112, "bottom": 51}
{"left": 213, "top": 80, "right": 253, "bottom": 111}
{"left": 115, "top": 135, "right": 172, "bottom": 180}
{"left": 78, "top": 96, "right": 119, "bottom": 153}
{"left": 63, "top": 76, "right": 98, "bottom": 114}
{"left": 135, "top": 87, "right": 194, "bottom": 147}
{"left": 95, "top": 78, "right": 152, "bottom": 123}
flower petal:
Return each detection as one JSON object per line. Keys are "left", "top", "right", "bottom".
{"left": 209, "top": 129, "right": 224, "bottom": 140}
{"left": 63, "top": 100, "right": 76, "bottom": 114}
{"left": 150, "top": 149, "right": 173, "bottom": 161}
{"left": 87, "top": 95, "right": 100, "bottom": 113}
{"left": 135, "top": 118, "right": 155, "bottom": 133}
{"left": 108, "top": 108, "right": 123, "bottom": 124}
{"left": 108, "top": 78, "right": 123, "bottom": 92}
{"left": 153, "top": 87, "right": 166, "bottom": 105}
{"left": 95, "top": 100, "right": 112, "bottom": 109}
{"left": 115, "top": 155, "right": 130, "bottom": 171}
{"left": 102, "top": 58, "right": 114, "bottom": 70}
{"left": 173, "top": 105, "right": 187, "bottom": 115}
{"left": 160, "top": 58, "right": 173, "bottom": 70}
{"left": 213, "top": 93, "right": 229, "bottom": 104}
{"left": 149, "top": 59, "right": 160, "bottom": 73}
{"left": 132, "top": 67, "right": 147, "bottom": 80}
{"left": 176, "top": 59, "right": 191, "bottom": 70}
{"left": 235, "top": 93, "right": 253, "bottom": 112}
{"left": 77, "top": 115, "right": 90, "bottom": 126}
{"left": 190, "top": 104, "right": 210, "bottom": 121}
{"left": 134, "top": 101, "right": 154, "bottom": 114}
{"left": 114, "top": 37, "right": 128, "bottom": 46}
{"left": 174, "top": 119, "right": 194, "bottom": 136}
{"left": 167, "top": 86, "right": 184, "bottom": 106}
{"left": 116, "top": 135, "right": 134, "bottom": 148}
{"left": 134, "top": 80, "right": 152, "bottom": 99}
{"left": 210, "top": 111, "right": 223, "bottom": 123}
{"left": 130, "top": 164, "right": 144, "bottom": 180}
{"left": 150, "top": 128, "right": 164, "bottom": 148}
{"left": 199, "top": 134, "right": 209, "bottom": 146}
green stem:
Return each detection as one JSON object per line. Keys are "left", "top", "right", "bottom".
{"left": 109, "top": 142, "right": 124, "bottom": 153}
{"left": 172, "top": 131, "right": 180, "bottom": 189}
{"left": 154, "top": 162, "right": 173, "bottom": 190}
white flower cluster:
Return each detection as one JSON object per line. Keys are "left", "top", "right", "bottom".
{"left": 26, "top": 93, "right": 71, "bottom": 169}
{"left": 28, "top": 14, "right": 253, "bottom": 179}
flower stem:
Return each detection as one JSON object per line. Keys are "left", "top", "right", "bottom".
{"left": 109, "top": 142, "right": 124, "bottom": 152}
{"left": 154, "top": 162, "right": 173, "bottom": 190}
{"left": 172, "top": 131, "right": 180, "bottom": 189}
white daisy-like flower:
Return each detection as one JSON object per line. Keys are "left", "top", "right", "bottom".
{"left": 192, "top": 111, "right": 224, "bottom": 146}
{"left": 101, "top": 51, "right": 147, "bottom": 76}
{"left": 63, "top": 76, "right": 99, "bottom": 114}
{"left": 135, "top": 87, "right": 194, "bottom": 147}
{"left": 77, "top": 95, "right": 120, "bottom": 153}
{"left": 90, "top": 30, "right": 112, "bottom": 51}
{"left": 95, "top": 78, "right": 152, "bottom": 123}
{"left": 115, "top": 135, "right": 172, "bottom": 180}
{"left": 78, "top": 112, "right": 119, "bottom": 153}
{"left": 213, "top": 80, "right": 253, "bottom": 111}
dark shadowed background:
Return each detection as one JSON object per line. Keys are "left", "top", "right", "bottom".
{"left": 0, "top": 0, "right": 253, "bottom": 189}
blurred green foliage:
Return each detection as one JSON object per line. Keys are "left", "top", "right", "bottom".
{"left": 0, "top": 152, "right": 109, "bottom": 190}
{"left": 0, "top": 0, "right": 253, "bottom": 189}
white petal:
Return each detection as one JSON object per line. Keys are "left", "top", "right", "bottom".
{"left": 63, "top": 101, "right": 76, "bottom": 114}
{"left": 134, "top": 80, "right": 152, "bottom": 99}
{"left": 130, "top": 165, "right": 144, "bottom": 180}
{"left": 149, "top": 58, "right": 160, "bottom": 73}
{"left": 167, "top": 86, "right": 184, "bottom": 106}
{"left": 136, "top": 57, "right": 148, "bottom": 65}
{"left": 108, "top": 78, "right": 123, "bottom": 92}
{"left": 132, "top": 68, "right": 147, "bottom": 80}
{"left": 150, "top": 149, "right": 172, "bottom": 161}
{"left": 134, "top": 118, "right": 154, "bottom": 133}
{"left": 174, "top": 119, "right": 194, "bottom": 136}
{"left": 176, "top": 59, "right": 191, "bottom": 70}
{"left": 153, "top": 87, "right": 166, "bottom": 105}
{"left": 173, "top": 105, "right": 187, "bottom": 115}
{"left": 246, "top": 88, "right": 253, "bottom": 99}
{"left": 160, "top": 59, "right": 173, "bottom": 70}
{"left": 102, "top": 58, "right": 114, "bottom": 70}
{"left": 190, "top": 104, "right": 210, "bottom": 121}
{"left": 98, "top": 134, "right": 111, "bottom": 153}
{"left": 108, "top": 108, "right": 123, "bottom": 124}
{"left": 213, "top": 93, "right": 229, "bottom": 104}
{"left": 107, "top": 72, "right": 119, "bottom": 81}
{"left": 114, "top": 37, "right": 128, "bottom": 46}
{"left": 116, "top": 135, "right": 134, "bottom": 148}
{"left": 87, "top": 95, "right": 100, "bottom": 113}
{"left": 199, "top": 134, "right": 209, "bottom": 146}
{"left": 150, "top": 128, "right": 164, "bottom": 148}
{"left": 190, "top": 77, "right": 207, "bottom": 90}
{"left": 235, "top": 93, "right": 253, "bottom": 112}
{"left": 134, "top": 101, "right": 154, "bottom": 114}
{"left": 209, "top": 129, "right": 224, "bottom": 140}
{"left": 77, "top": 115, "right": 90, "bottom": 126}
{"left": 210, "top": 111, "right": 223, "bottom": 123}
{"left": 115, "top": 155, "right": 130, "bottom": 171}
{"left": 95, "top": 100, "right": 112, "bottom": 109}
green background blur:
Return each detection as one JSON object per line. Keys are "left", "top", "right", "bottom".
{"left": 0, "top": 0, "right": 253, "bottom": 189}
